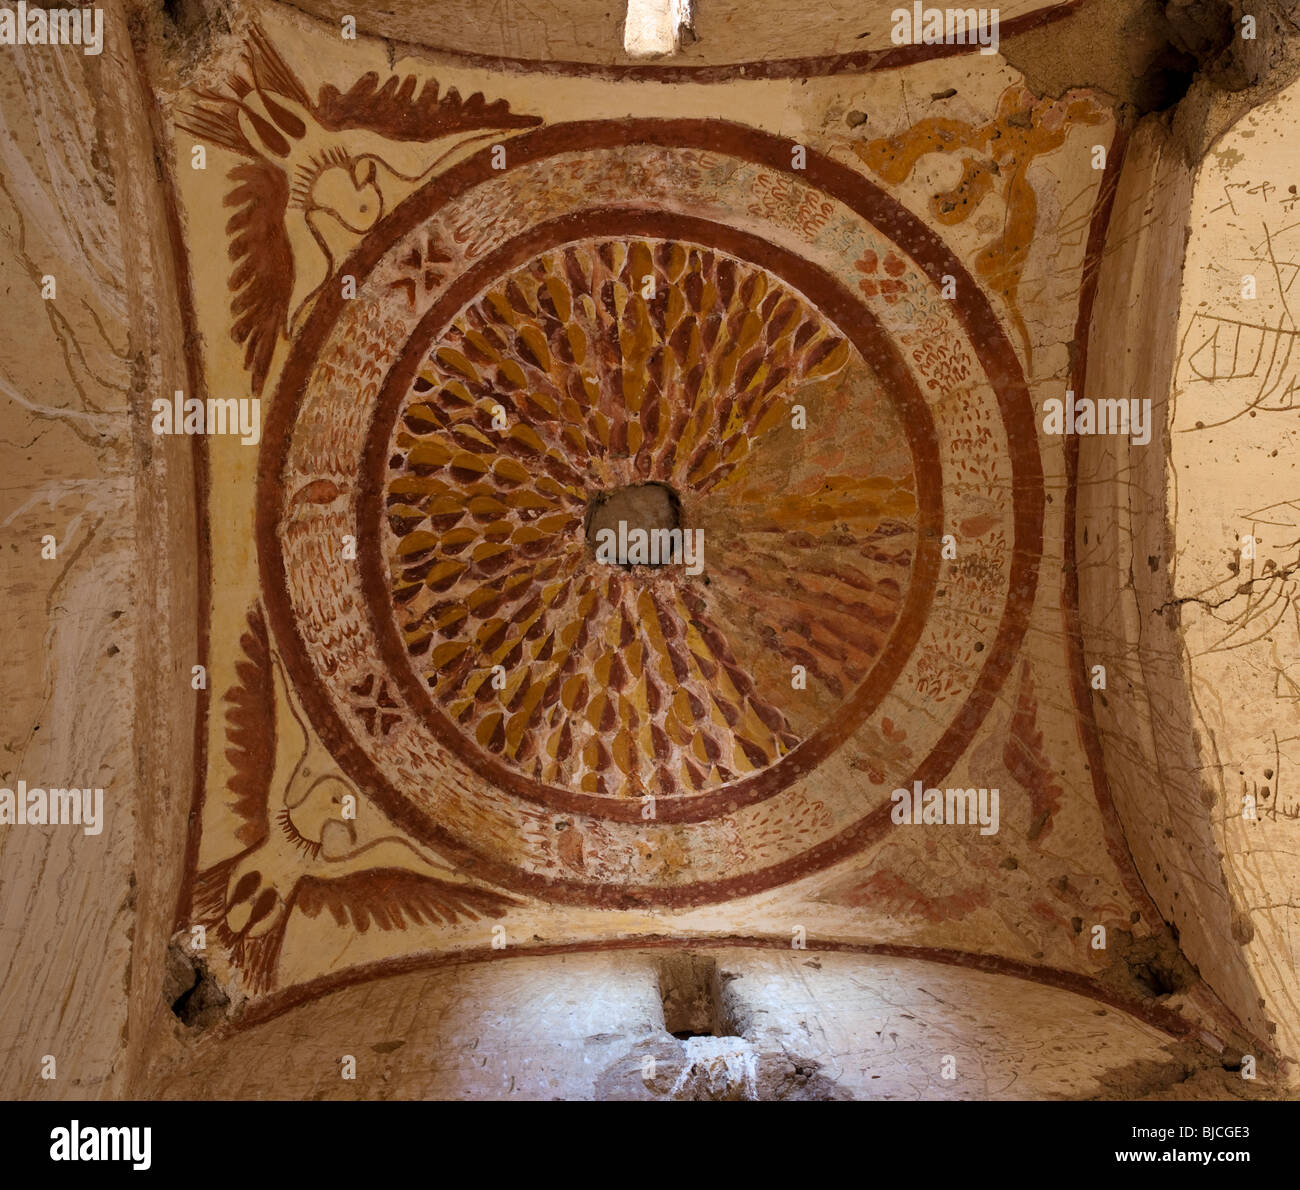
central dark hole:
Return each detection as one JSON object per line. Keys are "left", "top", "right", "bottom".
{"left": 585, "top": 482, "right": 682, "bottom": 565}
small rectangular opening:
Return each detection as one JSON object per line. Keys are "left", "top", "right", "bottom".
{"left": 624, "top": 0, "right": 693, "bottom": 57}
{"left": 657, "top": 953, "right": 736, "bottom": 1039}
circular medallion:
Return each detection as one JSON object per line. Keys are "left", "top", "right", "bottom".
{"left": 373, "top": 234, "right": 928, "bottom": 817}
{"left": 258, "top": 121, "right": 1042, "bottom": 905}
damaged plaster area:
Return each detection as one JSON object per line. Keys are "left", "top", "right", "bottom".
{"left": 1003, "top": 0, "right": 1300, "bottom": 157}
{"left": 163, "top": 938, "right": 232, "bottom": 1031}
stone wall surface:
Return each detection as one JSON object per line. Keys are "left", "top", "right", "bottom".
{"left": 0, "top": 0, "right": 197, "bottom": 1100}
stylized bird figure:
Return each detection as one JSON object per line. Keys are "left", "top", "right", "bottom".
{"left": 177, "top": 22, "right": 542, "bottom": 392}
{"left": 192, "top": 606, "right": 518, "bottom": 995}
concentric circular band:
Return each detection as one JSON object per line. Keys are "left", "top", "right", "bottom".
{"left": 257, "top": 120, "right": 1042, "bottom": 905}
{"left": 362, "top": 215, "right": 941, "bottom": 821}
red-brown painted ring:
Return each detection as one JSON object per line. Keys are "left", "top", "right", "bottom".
{"left": 257, "top": 120, "right": 1044, "bottom": 907}
{"left": 358, "top": 207, "right": 942, "bottom": 824}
